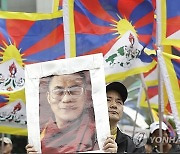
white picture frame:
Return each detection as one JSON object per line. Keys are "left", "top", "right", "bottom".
{"left": 25, "top": 53, "right": 110, "bottom": 153}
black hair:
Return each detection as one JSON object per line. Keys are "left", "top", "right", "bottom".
{"left": 46, "top": 71, "right": 86, "bottom": 91}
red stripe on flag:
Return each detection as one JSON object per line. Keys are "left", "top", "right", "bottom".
{"left": 0, "top": 103, "right": 7, "bottom": 108}
{"left": 80, "top": 0, "right": 115, "bottom": 23}
{"left": 59, "top": 0, "right": 62, "bottom": 7}
{"left": 147, "top": 86, "right": 158, "bottom": 99}
{"left": 117, "top": 0, "right": 143, "bottom": 19}
{"left": 138, "top": 34, "right": 151, "bottom": 45}
{"left": 165, "top": 102, "right": 172, "bottom": 114}
{"left": 7, "top": 19, "right": 34, "bottom": 47}
{"left": 74, "top": 11, "right": 112, "bottom": 34}
{"left": 23, "top": 24, "right": 64, "bottom": 56}
{"left": 134, "top": 12, "right": 153, "bottom": 29}
{"left": 166, "top": 16, "right": 180, "bottom": 37}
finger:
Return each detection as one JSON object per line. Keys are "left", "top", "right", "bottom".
{"left": 108, "top": 135, "right": 116, "bottom": 140}
{"left": 25, "top": 144, "right": 33, "bottom": 149}
{"left": 103, "top": 137, "right": 115, "bottom": 146}
{"left": 106, "top": 135, "right": 116, "bottom": 140}
{"left": 26, "top": 145, "right": 37, "bottom": 154}
{"left": 26, "top": 148, "right": 37, "bottom": 152}
{"left": 27, "top": 149, "right": 38, "bottom": 154}
{"left": 28, "top": 152, "right": 38, "bottom": 154}
{"left": 103, "top": 147, "right": 117, "bottom": 153}
{"left": 103, "top": 142, "right": 117, "bottom": 150}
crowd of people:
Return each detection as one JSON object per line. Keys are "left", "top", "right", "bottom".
{"left": 1, "top": 75, "right": 180, "bottom": 153}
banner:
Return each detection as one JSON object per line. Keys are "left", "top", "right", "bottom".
{"left": 63, "top": 0, "right": 157, "bottom": 82}
{"left": 139, "top": 65, "right": 171, "bottom": 114}
{"left": 156, "top": 0, "right": 180, "bottom": 46}
{"left": 0, "top": 10, "right": 65, "bottom": 135}
{"left": 157, "top": 51, "right": 180, "bottom": 138}
{"left": 25, "top": 53, "right": 110, "bottom": 153}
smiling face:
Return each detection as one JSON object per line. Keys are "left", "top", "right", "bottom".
{"left": 47, "top": 73, "right": 86, "bottom": 126}
{"left": 107, "top": 90, "right": 123, "bottom": 125}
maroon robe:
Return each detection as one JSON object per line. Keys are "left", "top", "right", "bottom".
{"left": 41, "top": 111, "right": 99, "bottom": 153}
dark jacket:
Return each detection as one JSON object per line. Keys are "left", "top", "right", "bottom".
{"left": 116, "top": 128, "right": 145, "bottom": 153}
{"left": 152, "top": 143, "right": 180, "bottom": 153}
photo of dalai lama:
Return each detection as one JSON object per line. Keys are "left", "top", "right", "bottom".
{"left": 39, "top": 70, "right": 99, "bottom": 153}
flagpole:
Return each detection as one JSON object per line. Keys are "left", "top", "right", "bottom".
{"left": 157, "top": 54, "right": 164, "bottom": 153}
{"left": 156, "top": 0, "right": 165, "bottom": 151}
{"left": 139, "top": 73, "right": 154, "bottom": 123}
{"left": 132, "top": 83, "right": 142, "bottom": 138}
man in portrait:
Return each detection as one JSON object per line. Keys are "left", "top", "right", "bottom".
{"left": 39, "top": 71, "right": 98, "bottom": 153}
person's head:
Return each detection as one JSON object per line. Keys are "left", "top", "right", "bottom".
{"left": 47, "top": 71, "right": 87, "bottom": 124}
{"left": 106, "top": 82, "right": 128, "bottom": 125}
{"left": 0, "top": 137, "right": 13, "bottom": 154}
{"left": 150, "top": 121, "right": 169, "bottom": 147}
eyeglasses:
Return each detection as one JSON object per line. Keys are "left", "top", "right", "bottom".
{"left": 51, "top": 86, "right": 84, "bottom": 100}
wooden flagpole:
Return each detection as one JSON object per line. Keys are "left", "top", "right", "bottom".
{"left": 139, "top": 73, "right": 154, "bottom": 123}
{"left": 132, "top": 82, "right": 142, "bottom": 138}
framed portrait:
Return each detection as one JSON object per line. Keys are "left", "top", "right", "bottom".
{"left": 25, "top": 53, "right": 110, "bottom": 153}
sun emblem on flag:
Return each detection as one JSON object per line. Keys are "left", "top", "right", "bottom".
{"left": 111, "top": 16, "right": 137, "bottom": 39}
{"left": 104, "top": 17, "right": 141, "bottom": 68}
{"left": 105, "top": 32, "right": 141, "bottom": 68}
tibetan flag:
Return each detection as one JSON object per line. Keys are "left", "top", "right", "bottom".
{"left": 63, "top": 0, "right": 156, "bottom": 82}
{"left": 144, "top": 7, "right": 158, "bottom": 57}
{"left": 139, "top": 65, "right": 171, "bottom": 115}
{"left": 139, "top": 81, "right": 171, "bottom": 115}
{"left": 158, "top": 51, "right": 180, "bottom": 137}
{"left": 0, "top": 11, "right": 64, "bottom": 64}
{"left": 0, "top": 89, "right": 27, "bottom": 136}
{"left": 0, "top": 11, "right": 65, "bottom": 135}
{"left": 157, "top": 0, "right": 180, "bottom": 47}
{"left": 162, "top": 52, "right": 180, "bottom": 117}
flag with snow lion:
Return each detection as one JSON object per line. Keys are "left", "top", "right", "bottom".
{"left": 0, "top": 10, "right": 64, "bottom": 135}
{"left": 64, "top": 0, "right": 156, "bottom": 81}
{"left": 0, "top": 39, "right": 27, "bottom": 135}
{"left": 104, "top": 31, "right": 156, "bottom": 81}
{"left": 0, "top": 89, "right": 27, "bottom": 135}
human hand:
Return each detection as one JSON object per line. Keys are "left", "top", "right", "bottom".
{"left": 103, "top": 135, "right": 117, "bottom": 153}
{"left": 25, "top": 144, "right": 38, "bottom": 154}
